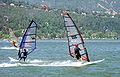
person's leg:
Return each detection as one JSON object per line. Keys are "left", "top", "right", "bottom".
{"left": 79, "top": 55, "right": 83, "bottom": 62}
{"left": 79, "top": 56, "right": 84, "bottom": 63}
{"left": 80, "top": 58, "right": 82, "bottom": 61}
{"left": 23, "top": 58, "right": 25, "bottom": 61}
{"left": 76, "top": 55, "right": 79, "bottom": 60}
{"left": 19, "top": 57, "right": 22, "bottom": 61}
{"left": 19, "top": 54, "right": 21, "bottom": 58}
{"left": 23, "top": 57, "right": 26, "bottom": 61}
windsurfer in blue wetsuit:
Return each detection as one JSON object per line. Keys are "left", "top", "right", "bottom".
{"left": 19, "top": 49, "right": 28, "bottom": 61}
{"left": 74, "top": 44, "right": 83, "bottom": 61}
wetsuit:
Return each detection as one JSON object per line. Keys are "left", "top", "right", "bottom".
{"left": 20, "top": 51, "right": 28, "bottom": 61}
{"left": 12, "top": 41, "right": 20, "bottom": 47}
{"left": 74, "top": 47, "right": 81, "bottom": 60}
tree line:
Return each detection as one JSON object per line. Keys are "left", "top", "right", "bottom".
{"left": 0, "top": 0, "right": 120, "bottom": 39}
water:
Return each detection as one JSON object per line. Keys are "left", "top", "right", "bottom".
{"left": 0, "top": 39, "right": 120, "bottom": 77}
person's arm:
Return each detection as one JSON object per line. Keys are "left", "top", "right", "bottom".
{"left": 79, "top": 48, "right": 84, "bottom": 51}
{"left": 14, "top": 44, "right": 20, "bottom": 47}
{"left": 27, "top": 50, "right": 33, "bottom": 55}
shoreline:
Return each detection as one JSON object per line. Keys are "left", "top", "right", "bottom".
{"left": 1, "top": 37, "right": 119, "bottom": 40}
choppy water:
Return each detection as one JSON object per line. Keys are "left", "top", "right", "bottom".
{"left": 0, "top": 39, "right": 120, "bottom": 77}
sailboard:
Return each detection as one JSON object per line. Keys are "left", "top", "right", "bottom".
{"left": 63, "top": 13, "right": 90, "bottom": 62}
{"left": 18, "top": 20, "right": 37, "bottom": 59}
{"left": 3, "top": 26, "right": 20, "bottom": 47}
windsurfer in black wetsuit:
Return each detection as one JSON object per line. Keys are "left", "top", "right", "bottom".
{"left": 19, "top": 49, "right": 28, "bottom": 61}
{"left": 74, "top": 44, "right": 83, "bottom": 61}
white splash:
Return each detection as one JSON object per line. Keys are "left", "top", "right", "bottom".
{"left": 28, "top": 59, "right": 48, "bottom": 63}
{"left": 0, "top": 63, "right": 40, "bottom": 67}
{"left": 0, "top": 47, "right": 19, "bottom": 50}
{"left": 8, "top": 57, "right": 48, "bottom": 63}
{"left": 8, "top": 57, "right": 19, "bottom": 62}
{"left": 0, "top": 57, "right": 105, "bottom": 68}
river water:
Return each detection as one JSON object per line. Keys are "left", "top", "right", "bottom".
{"left": 0, "top": 39, "right": 120, "bottom": 77}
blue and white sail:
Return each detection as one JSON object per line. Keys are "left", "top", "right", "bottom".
{"left": 18, "top": 20, "right": 37, "bottom": 58}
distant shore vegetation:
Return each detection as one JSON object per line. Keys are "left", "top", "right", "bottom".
{"left": 0, "top": 0, "right": 120, "bottom": 39}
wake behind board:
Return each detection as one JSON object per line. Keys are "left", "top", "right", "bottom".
{"left": 72, "top": 59, "right": 105, "bottom": 67}
{"left": 1, "top": 58, "right": 104, "bottom": 67}
{"left": 8, "top": 57, "right": 29, "bottom": 63}
{"left": 8, "top": 57, "right": 19, "bottom": 62}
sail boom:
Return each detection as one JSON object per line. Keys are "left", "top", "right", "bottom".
{"left": 30, "top": 26, "right": 37, "bottom": 28}
{"left": 23, "top": 41, "right": 36, "bottom": 43}
{"left": 68, "top": 34, "right": 79, "bottom": 37}
{"left": 65, "top": 25, "right": 75, "bottom": 27}
{"left": 25, "top": 34, "right": 36, "bottom": 36}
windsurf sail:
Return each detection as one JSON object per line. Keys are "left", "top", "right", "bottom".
{"left": 3, "top": 26, "right": 20, "bottom": 47}
{"left": 63, "top": 13, "right": 90, "bottom": 62}
{"left": 18, "top": 20, "right": 37, "bottom": 59}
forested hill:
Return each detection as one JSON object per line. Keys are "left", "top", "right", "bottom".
{"left": 14, "top": 0, "right": 120, "bottom": 13}
{"left": 0, "top": 0, "right": 120, "bottom": 39}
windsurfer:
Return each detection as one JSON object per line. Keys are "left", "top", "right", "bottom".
{"left": 12, "top": 41, "right": 20, "bottom": 47}
{"left": 19, "top": 49, "right": 28, "bottom": 61}
{"left": 64, "top": 13, "right": 90, "bottom": 62}
{"left": 74, "top": 44, "right": 83, "bottom": 61}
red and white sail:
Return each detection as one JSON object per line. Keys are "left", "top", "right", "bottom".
{"left": 63, "top": 13, "right": 90, "bottom": 62}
